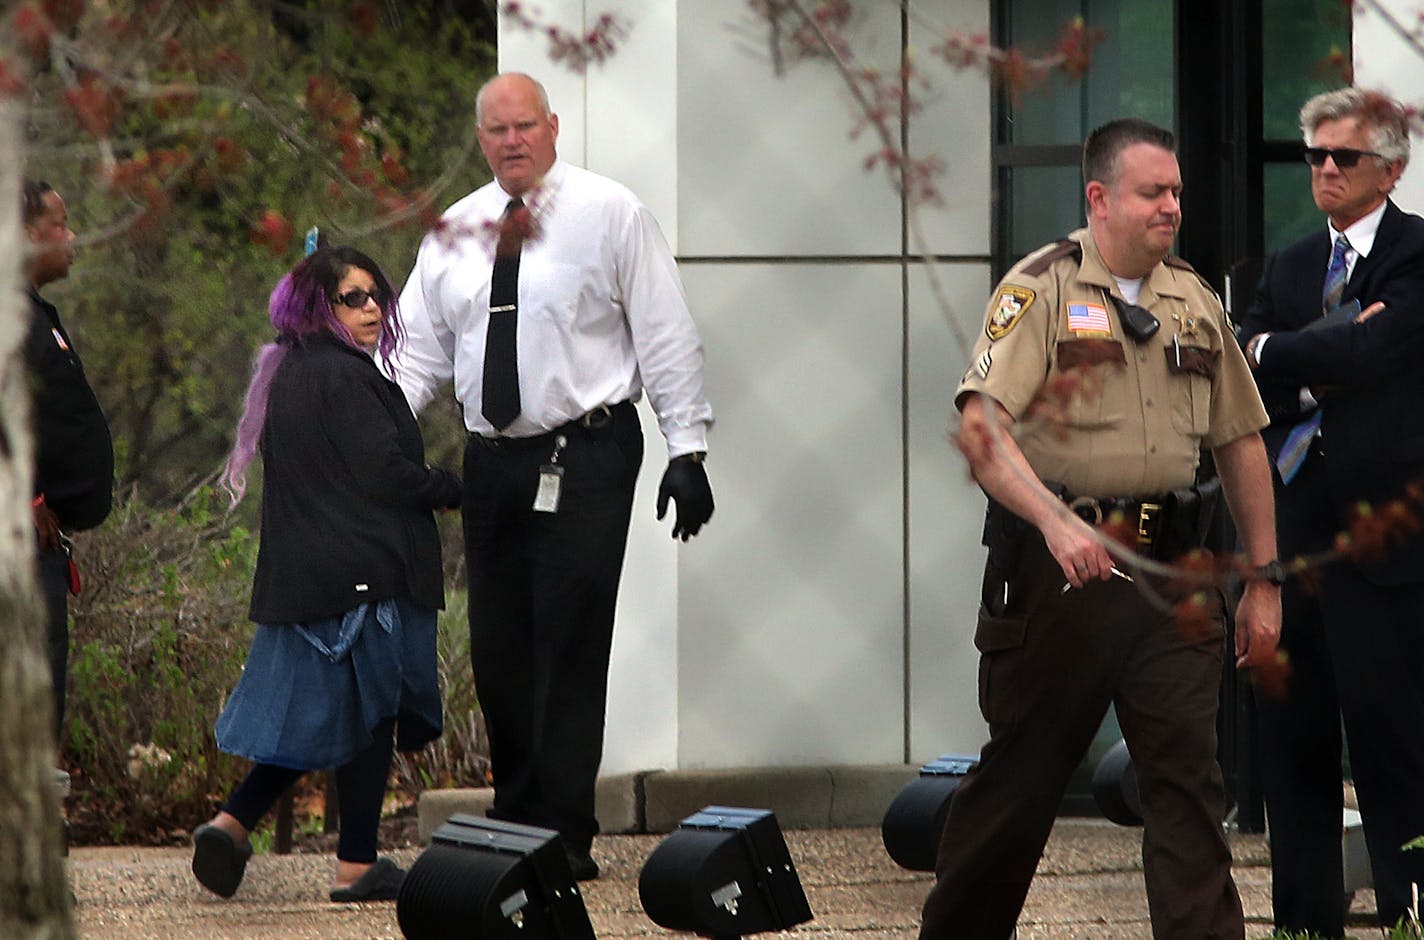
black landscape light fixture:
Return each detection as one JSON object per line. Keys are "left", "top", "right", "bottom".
{"left": 1091, "top": 739, "right": 1143, "bottom": 826}
{"left": 397, "top": 814, "right": 596, "bottom": 940}
{"left": 881, "top": 753, "right": 978, "bottom": 872}
{"left": 638, "top": 805, "right": 813, "bottom": 938}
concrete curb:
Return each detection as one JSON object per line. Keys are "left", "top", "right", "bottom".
{"left": 416, "top": 764, "right": 921, "bottom": 843}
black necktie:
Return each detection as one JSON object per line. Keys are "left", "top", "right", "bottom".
{"left": 482, "top": 198, "right": 524, "bottom": 430}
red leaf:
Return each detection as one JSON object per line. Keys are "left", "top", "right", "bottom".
{"left": 0, "top": 59, "right": 26, "bottom": 97}
{"left": 63, "top": 75, "right": 120, "bottom": 138}
{"left": 249, "top": 209, "right": 294, "bottom": 257}
{"left": 350, "top": 1, "right": 379, "bottom": 38}
{"left": 15, "top": 5, "right": 54, "bottom": 61}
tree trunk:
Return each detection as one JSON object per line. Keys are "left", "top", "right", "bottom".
{"left": 0, "top": 99, "right": 76, "bottom": 940}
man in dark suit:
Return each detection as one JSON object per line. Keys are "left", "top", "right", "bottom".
{"left": 1239, "top": 88, "right": 1424, "bottom": 938}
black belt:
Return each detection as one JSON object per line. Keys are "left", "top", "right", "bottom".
{"left": 1065, "top": 494, "right": 1167, "bottom": 551}
{"left": 469, "top": 401, "right": 627, "bottom": 454}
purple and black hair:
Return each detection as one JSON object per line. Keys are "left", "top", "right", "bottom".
{"left": 220, "top": 245, "right": 404, "bottom": 504}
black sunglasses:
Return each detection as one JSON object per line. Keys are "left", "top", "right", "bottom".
{"left": 1303, "top": 146, "right": 1385, "bottom": 169}
{"left": 332, "top": 288, "right": 385, "bottom": 309}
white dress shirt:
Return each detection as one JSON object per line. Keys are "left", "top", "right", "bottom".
{"left": 1329, "top": 197, "right": 1388, "bottom": 281}
{"left": 394, "top": 160, "right": 713, "bottom": 458}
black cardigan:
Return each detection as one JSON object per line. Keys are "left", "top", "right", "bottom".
{"left": 248, "top": 334, "right": 461, "bottom": 623}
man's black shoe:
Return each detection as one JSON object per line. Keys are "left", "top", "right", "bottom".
{"left": 564, "top": 846, "right": 599, "bottom": 881}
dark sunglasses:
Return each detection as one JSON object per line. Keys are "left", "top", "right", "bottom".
{"left": 1303, "top": 146, "right": 1385, "bottom": 169}
{"left": 332, "top": 288, "right": 385, "bottom": 309}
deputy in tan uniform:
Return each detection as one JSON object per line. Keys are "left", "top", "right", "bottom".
{"left": 918, "top": 119, "right": 1282, "bottom": 940}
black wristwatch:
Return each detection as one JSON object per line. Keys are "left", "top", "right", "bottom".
{"left": 1258, "top": 559, "right": 1288, "bottom": 587}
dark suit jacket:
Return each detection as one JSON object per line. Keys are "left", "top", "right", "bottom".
{"left": 1238, "top": 199, "right": 1424, "bottom": 584}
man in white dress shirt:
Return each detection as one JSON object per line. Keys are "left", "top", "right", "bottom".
{"left": 395, "top": 72, "right": 715, "bottom": 880}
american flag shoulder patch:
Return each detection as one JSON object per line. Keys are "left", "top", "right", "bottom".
{"left": 1066, "top": 302, "right": 1112, "bottom": 336}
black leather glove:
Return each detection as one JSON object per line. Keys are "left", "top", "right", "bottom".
{"left": 656, "top": 454, "right": 714, "bottom": 541}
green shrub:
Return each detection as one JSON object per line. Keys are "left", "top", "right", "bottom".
{"left": 61, "top": 487, "right": 487, "bottom": 844}
{"left": 64, "top": 484, "right": 257, "bottom": 843}
{"left": 392, "top": 589, "right": 492, "bottom": 794}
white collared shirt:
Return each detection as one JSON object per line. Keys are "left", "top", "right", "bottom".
{"left": 393, "top": 160, "right": 713, "bottom": 457}
{"left": 1329, "top": 197, "right": 1388, "bottom": 280}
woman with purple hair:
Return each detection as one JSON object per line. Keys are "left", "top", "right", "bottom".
{"left": 191, "top": 246, "right": 460, "bottom": 903}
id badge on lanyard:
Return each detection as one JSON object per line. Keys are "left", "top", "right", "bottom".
{"left": 534, "top": 434, "right": 568, "bottom": 513}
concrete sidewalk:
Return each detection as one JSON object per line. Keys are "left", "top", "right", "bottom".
{"left": 68, "top": 820, "right": 1387, "bottom": 939}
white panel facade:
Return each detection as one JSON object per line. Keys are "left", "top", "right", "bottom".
{"left": 677, "top": 261, "right": 906, "bottom": 767}
{"left": 601, "top": 401, "right": 681, "bottom": 776}
{"left": 906, "top": 6, "right": 994, "bottom": 256}
{"left": 497, "top": 2, "right": 997, "bottom": 776}
{"left": 585, "top": 0, "right": 680, "bottom": 242}
{"left": 675, "top": 4, "right": 905, "bottom": 257}
{"left": 1353, "top": 0, "right": 1424, "bottom": 215}
{"left": 906, "top": 262, "right": 993, "bottom": 762}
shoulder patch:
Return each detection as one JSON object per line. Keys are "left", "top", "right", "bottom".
{"left": 1021, "top": 239, "right": 1082, "bottom": 277}
{"left": 987, "top": 286, "right": 1035, "bottom": 340}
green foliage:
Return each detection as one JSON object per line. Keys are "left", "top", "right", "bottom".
{"left": 392, "top": 589, "right": 492, "bottom": 794}
{"left": 25, "top": 1, "right": 496, "bottom": 501}
{"left": 63, "top": 484, "right": 258, "bottom": 843}
{"left": 61, "top": 486, "right": 484, "bottom": 843}
{"left": 18, "top": 5, "right": 498, "bottom": 842}
{"left": 247, "top": 811, "right": 325, "bottom": 857}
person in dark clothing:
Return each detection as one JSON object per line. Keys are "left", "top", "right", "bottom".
{"left": 23, "top": 179, "right": 114, "bottom": 740}
{"left": 190, "top": 246, "right": 461, "bottom": 903}
{"left": 1239, "top": 87, "right": 1424, "bottom": 938}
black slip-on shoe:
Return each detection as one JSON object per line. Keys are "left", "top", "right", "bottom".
{"left": 192, "top": 823, "right": 252, "bottom": 899}
{"left": 329, "top": 857, "right": 406, "bottom": 903}
{"left": 565, "top": 846, "right": 600, "bottom": 881}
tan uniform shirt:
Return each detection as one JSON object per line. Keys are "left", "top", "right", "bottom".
{"left": 956, "top": 227, "right": 1268, "bottom": 499}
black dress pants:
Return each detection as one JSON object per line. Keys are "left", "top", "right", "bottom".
{"left": 1256, "top": 445, "right": 1424, "bottom": 936}
{"left": 462, "top": 401, "right": 643, "bottom": 853}
{"left": 920, "top": 534, "right": 1241, "bottom": 940}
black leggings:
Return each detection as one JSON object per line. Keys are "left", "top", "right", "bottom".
{"left": 223, "top": 718, "right": 395, "bottom": 863}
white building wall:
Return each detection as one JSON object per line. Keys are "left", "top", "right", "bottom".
{"left": 488, "top": 0, "right": 1424, "bottom": 781}
{"left": 496, "top": 1, "right": 1005, "bottom": 776}
{"left": 1353, "top": 0, "right": 1424, "bottom": 214}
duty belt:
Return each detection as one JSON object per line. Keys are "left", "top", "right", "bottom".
{"left": 1067, "top": 494, "right": 1165, "bottom": 550}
